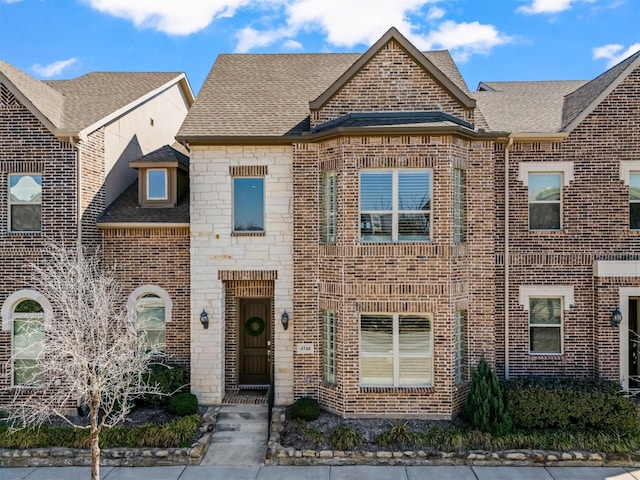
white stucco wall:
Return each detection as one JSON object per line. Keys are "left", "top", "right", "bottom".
{"left": 103, "top": 83, "right": 190, "bottom": 206}
{"left": 190, "top": 145, "right": 294, "bottom": 405}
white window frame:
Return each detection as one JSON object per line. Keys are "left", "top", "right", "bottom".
{"left": 127, "top": 285, "right": 172, "bottom": 354}
{"left": 1, "top": 289, "right": 52, "bottom": 388}
{"left": 627, "top": 170, "right": 640, "bottom": 230}
{"left": 359, "top": 313, "right": 433, "bottom": 387}
{"left": 359, "top": 169, "right": 432, "bottom": 242}
{"left": 518, "top": 162, "right": 573, "bottom": 232}
{"left": 322, "top": 310, "right": 337, "bottom": 384}
{"left": 8, "top": 173, "right": 42, "bottom": 232}
{"left": 321, "top": 171, "right": 337, "bottom": 243}
{"left": 232, "top": 176, "right": 265, "bottom": 233}
{"left": 527, "top": 172, "right": 563, "bottom": 231}
{"left": 519, "top": 285, "right": 573, "bottom": 356}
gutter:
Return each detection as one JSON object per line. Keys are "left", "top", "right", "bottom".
{"left": 69, "top": 136, "right": 82, "bottom": 245}
{"left": 96, "top": 222, "right": 190, "bottom": 230}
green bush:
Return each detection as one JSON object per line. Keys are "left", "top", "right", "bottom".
{"left": 463, "top": 358, "right": 512, "bottom": 436}
{"left": 375, "top": 421, "right": 412, "bottom": 448}
{"left": 329, "top": 425, "right": 362, "bottom": 450}
{"left": 0, "top": 415, "right": 201, "bottom": 449}
{"left": 169, "top": 392, "right": 199, "bottom": 416}
{"left": 139, "top": 363, "right": 188, "bottom": 407}
{"left": 289, "top": 397, "right": 321, "bottom": 421}
{"left": 503, "top": 377, "right": 640, "bottom": 434}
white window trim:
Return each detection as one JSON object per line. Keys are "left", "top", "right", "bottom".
{"left": 146, "top": 168, "right": 168, "bottom": 200}
{"left": 518, "top": 162, "right": 574, "bottom": 186}
{"left": 127, "top": 285, "right": 172, "bottom": 322}
{"left": 359, "top": 312, "right": 433, "bottom": 388}
{"left": 519, "top": 286, "right": 574, "bottom": 309}
{"left": 1, "top": 289, "right": 52, "bottom": 331}
{"left": 359, "top": 169, "right": 432, "bottom": 242}
{"left": 619, "top": 161, "right": 640, "bottom": 185}
{"left": 519, "top": 286, "right": 573, "bottom": 356}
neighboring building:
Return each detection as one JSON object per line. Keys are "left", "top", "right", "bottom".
{"left": 177, "top": 27, "right": 640, "bottom": 418}
{"left": 0, "top": 61, "right": 193, "bottom": 404}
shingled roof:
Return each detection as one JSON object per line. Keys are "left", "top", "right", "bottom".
{"left": 471, "top": 81, "right": 588, "bottom": 133}
{"left": 0, "top": 62, "right": 193, "bottom": 139}
{"left": 177, "top": 29, "right": 471, "bottom": 141}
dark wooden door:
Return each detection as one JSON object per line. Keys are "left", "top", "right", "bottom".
{"left": 630, "top": 299, "right": 639, "bottom": 389}
{"left": 239, "top": 298, "right": 271, "bottom": 385}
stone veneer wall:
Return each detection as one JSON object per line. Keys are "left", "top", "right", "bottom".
{"left": 189, "top": 145, "right": 294, "bottom": 405}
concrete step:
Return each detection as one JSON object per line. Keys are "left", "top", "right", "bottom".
{"left": 215, "top": 421, "right": 267, "bottom": 433}
{"left": 218, "top": 411, "right": 268, "bottom": 421}
{"left": 211, "top": 430, "right": 268, "bottom": 444}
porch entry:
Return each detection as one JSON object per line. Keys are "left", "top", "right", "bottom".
{"left": 239, "top": 297, "right": 271, "bottom": 386}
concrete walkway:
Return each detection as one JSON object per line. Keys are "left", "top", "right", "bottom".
{"left": 3, "top": 465, "right": 640, "bottom": 480}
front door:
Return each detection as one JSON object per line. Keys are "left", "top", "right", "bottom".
{"left": 239, "top": 298, "right": 271, "bottom": 385}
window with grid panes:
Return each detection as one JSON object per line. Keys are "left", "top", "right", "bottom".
{"left": 321, "top": 171, "right": 337, "bottom": 243}
{"left": 359, "top": 169, "right": 431, "bottom": 242}
{"left": 454, "top": 169, "right": 465, "bottom": 242}
{"left": 9, "top": 173, "right": 42, "bottom": 232}
{"left": 529, "top": 297, "right": 562, "bottom": 354}
{"left": 322, "top": 310, "right": 336, "bottom": 384}
{"left": 455, "top": 310, "right": 466, "bottom": 383}
{"left": 12, "top": 299, "right": 45, "bottom": 386}
{"left": 135, "top": 294, "right": 166, "bottom": 353}
{"left": 528, "top": 173, "right": 561, "bottom": 230}
{"left": 360, "top": 313, "right": 432, "bottom": 387}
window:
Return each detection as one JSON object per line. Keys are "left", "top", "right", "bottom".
{"left": 233, "top": 177, "right": 264, "bottom": 233}
{"left": 12, "top": 300, "right": 45, "bottom": 386}
{"left": 135, "top": 294, "right": 166, "bottom": 353}
{"left": 630, "top": 172, "right": 640, "bottom": 230}
{"left": 322, "top": 310, "right": 336, "bottom": 384}
{"left": 529, "top": 297, "right": 562, "bottom": 354}
{"left": 360, "top": 169, "right": 431, "bottom": 242}
{"left": 528, "top": 173, "right": 561, "bottom": 230}
{"left": 9, "top": 173, "right": 42, "bottom": 232}
{"left": 454, "top": 169, "right": 465, "bottom": 242}
{"left": 321, "top": 171, "right": 337, "bottom": 243}
{"left": 146, "top": 169, "right": 168, "bottom": 200}
{"left": 360, "top": 313, "right": 432, "bottom": 387}
{"left": 454, "top": 310, "right": 466, "bottom": 383}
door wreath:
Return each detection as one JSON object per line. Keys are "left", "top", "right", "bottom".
{"left": 245, "top": 316, "right": 265, "bottom": 337}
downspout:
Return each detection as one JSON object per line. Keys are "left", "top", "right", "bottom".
{"left": 504, "top": 135, "right": 514, "bottom": 379}
{"left": 69, "top": 136, "right": 82, "bottom": 246}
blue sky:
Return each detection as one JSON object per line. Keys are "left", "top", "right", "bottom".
{"left": 1, "top": 0, "right": 639, "bottom": 95}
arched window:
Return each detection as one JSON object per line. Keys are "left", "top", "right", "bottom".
{"left": 135, "top": 293, "right": 166, "bottom": 353}
{"left": 12, "top": 299, "right": 45, "bottom": 386}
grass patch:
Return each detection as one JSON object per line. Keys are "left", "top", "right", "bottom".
{"left": 0, "top": 414, "right": 201, "bottom": 450}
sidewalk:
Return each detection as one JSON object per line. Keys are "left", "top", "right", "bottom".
{"left": 2, "top": 465, "right": 640, "bottom": 480}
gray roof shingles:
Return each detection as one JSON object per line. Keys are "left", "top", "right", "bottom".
{"left": 178, "top": 50, "right": 470, "bottom": 139}
{"left": 97, "top": 180, "right": 189, "bottom": 225}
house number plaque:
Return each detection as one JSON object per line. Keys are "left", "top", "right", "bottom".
{"left": 296, "top": 343, "right": 314, "bottom": 354}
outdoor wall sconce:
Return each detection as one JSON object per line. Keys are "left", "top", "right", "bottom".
{"left": 200, "top": 309, "right": 209, "bottom": 330}
{"left": 611, "top": 307, "right": 622, "bottom": 327}
{"left": 281, "top": 310, "right": 290, "bottom": 331}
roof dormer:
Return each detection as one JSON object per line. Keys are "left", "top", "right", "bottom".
{"left": 129, "top": 144, "right": 189, "bottom": 208}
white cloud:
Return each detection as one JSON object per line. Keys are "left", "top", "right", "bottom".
{"left": 411, "top": 21, "right": 512, "bottom": 62}
{"left": 593, "top": 43, "right": 640, "bottom": 68}
{"left": 236, "top": 27, "right": 291, "bottom": 53}
{"left": 517, "top": 0, "right": 573, "bottom": 14}
{"left": 426, "top": 6, "right": 445, "bottom": 20}
{"left": 81, "top": 0, "right": 252, "bottom": 35}
{"left": 32, "top": 58, "right": 78, "bottom": 78}
{"left": 2, "top": 0, "right": 23, "bottom": 3}
{"left": 283, "top": 39, "right": 303, "bottom": 50}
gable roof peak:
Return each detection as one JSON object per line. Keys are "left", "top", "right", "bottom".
{"left": 309, "top": 26, "right": 475, "bottom": 110}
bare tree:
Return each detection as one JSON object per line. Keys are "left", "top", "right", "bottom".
{"left": 3, "top": 243, "right": 160, "bottom": 480}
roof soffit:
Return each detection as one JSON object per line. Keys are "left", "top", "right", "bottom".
{"left": 309, "top": 27, "right": 476, "bottom": 111}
